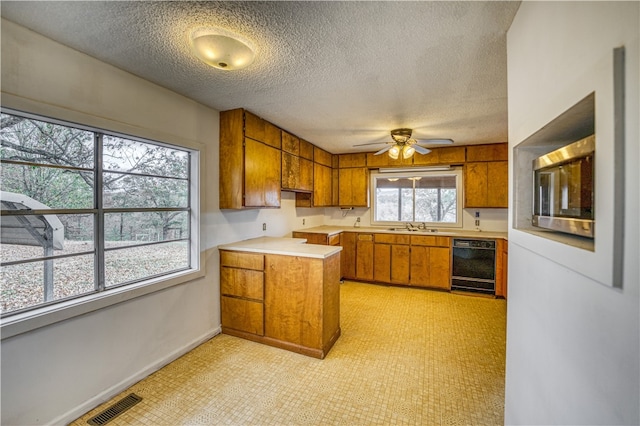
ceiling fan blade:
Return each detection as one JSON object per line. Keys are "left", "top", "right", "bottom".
{"left": 374, "top": 145, "right": 392, "bottom": 155}
{"left": 352, "top": 141, "right": 392, "bottom": 147}
{"left": 415, "top": 138, "right": 454, "bottom": 145}
{"left": 413, "top": 145, "right": 432, "bottom": 155}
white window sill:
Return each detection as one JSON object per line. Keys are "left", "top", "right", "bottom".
{"left": 0, "top": 267, "right": 205, "bottom": 340}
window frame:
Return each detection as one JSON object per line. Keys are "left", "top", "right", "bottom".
{"left": 370, "top": 168, "right": 464, "bottom": 228}
{"left": 0, "top": 108, "right": 202, "bottom": 339}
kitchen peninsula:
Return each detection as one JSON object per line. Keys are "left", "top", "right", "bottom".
{"left": 218, "top": 237, "right": 342, "bottom": 359}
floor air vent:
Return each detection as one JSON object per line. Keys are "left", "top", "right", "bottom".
{"left": 87, "top": 393, "right": 142, "bottom": 425}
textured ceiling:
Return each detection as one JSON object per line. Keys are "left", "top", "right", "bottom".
{"left": 1, "top": 1, "right": 520, "bottom": 154}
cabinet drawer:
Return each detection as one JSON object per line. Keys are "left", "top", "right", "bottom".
{"left": 221, "top": 267, "right": 264, "bottom": 300}
{"left": 410, "top": 235, "right": 450, "bottom": 247}
{"left": 221, "top": 296, "right": 264, "bottom": 336}
{"left": 357, "top": 233, "right": 373, "bottom": 242}
{"left": 220, "top": 251, "right": 264, "bottom": 270}
{"left": 374, "top": 233, "right": 410, "bottom": 245}
{"left": 328, "top": 234, "right": 341, "bottom": 246}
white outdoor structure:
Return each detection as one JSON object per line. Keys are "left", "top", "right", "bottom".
{"left": 1, "top": 190, "right": 65, "bottom": 300}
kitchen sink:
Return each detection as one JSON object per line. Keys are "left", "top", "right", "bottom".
{"left": 387, "top": 227, "right": 438, "bottom": 233}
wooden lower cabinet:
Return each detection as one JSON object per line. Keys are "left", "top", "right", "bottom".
{"left": 373, "top": 234, "right": 410, "bottom": 284}
{"left": 220, "top": 251, "right": 265, "bottom": 335}
{"left": 220, "top": 249, "right": 341, "bottom": 359}
{"left": 373, "top": 243, "right": 391, "bottom": 282}
{"left": 340, "top": 232, "right": 357, "bottom": 279}
{"left": 221, "top": 297, "right": 264, "bottom": 335}
{"left": 408, "top": 236, "right": 451, "bottom": 290}
{"left": 495, "top": 239, "right": 508, "bottom": 298}
{"left": 356, "top": 233, "right": 374, "bottom": 281}
{"left": 292, "top": 231, "right": 340, "bottom": 246}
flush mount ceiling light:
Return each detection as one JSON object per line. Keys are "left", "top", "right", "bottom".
{"left": 190, "top": 28, "right": 255, "bottom": 70}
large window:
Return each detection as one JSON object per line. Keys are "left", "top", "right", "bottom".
{"left": 371, "top": 169, "right": 463, "bottom": 227}
{"left": 0, "top": 110, "right": 198, "bottom": 317}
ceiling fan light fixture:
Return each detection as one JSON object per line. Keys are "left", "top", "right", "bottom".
{"left": 388, "top": 145, "right": 400, "bottom": 160}
{"left": 402, "top": 145, "right": 415, "bottom": 159}
{"left": 190, "top": 28, "right": 255, "bottom": 70}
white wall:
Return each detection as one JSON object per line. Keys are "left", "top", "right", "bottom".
{"left": 505, "top": 3, "right": 639, "bottom": 425}
{"left": 0, "top": 19, "right": 324, "bottom": 425}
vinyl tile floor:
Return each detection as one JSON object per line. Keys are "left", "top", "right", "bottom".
{"left": 72, "top": 281, "right": 507, "bottom": 425}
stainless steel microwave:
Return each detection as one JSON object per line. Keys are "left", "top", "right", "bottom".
{"left": 532, "top": 135, "right": 595, "bottom": 238}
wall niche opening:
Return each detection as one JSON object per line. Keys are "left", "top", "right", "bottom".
{"left": 513, "top": 92, "right": 595, "bottom": 251}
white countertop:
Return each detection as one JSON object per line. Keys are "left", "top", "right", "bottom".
{"left": 218, "top": 236, "right": 342, "bottom": 259}
{"left": 293, "top": 225, "right": 508, "bottom": 240}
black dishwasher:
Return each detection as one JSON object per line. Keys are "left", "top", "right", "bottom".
{"left": 451, "top": 239, "right": 496, "bottom": 295}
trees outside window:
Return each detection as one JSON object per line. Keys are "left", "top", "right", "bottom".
{"left": 371, "top": 170, "right": 462, "bottom": 227}
{"left": 0, "top": 111, "right": 196, "bottom": 316}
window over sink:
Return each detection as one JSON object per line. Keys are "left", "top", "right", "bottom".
{"left": 370, "top": 168, "right": 463, "bottom": 228}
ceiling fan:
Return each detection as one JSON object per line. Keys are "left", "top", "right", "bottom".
{"left": 353, "top": 128, "right": 453, "bottom": 159}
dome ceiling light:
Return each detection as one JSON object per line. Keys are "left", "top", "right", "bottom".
{"left": 190, "top": 28, "right": 255, "bottom": 71}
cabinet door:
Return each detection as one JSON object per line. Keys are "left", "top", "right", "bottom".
{"left": 487, "top": 161, "right": 508, "bottom": 208}
{"left": 281, "top": 152, "right": 300, "bottom": 191}
{"left": 356, "top": 234, "right": 374, "bottom": 281}
{"left": 428, "top": 247, "right": 451, "bottom": 290}
{"left": 464, "top": 162, "right": 488, "bottom": 208}
{"left": 374, "top": 243, "right": 391, "bottom": 283}
{"left": 339, "top": 167, "right": 368, "bottom": 207}
{"left": 281, "top": 131, "right": 300, "bottom": 155}
{"left": 221, "top": 296, "right": 264, "bottom": 336}
{"left": 390, "top": 244, "right": 410, "bottom": 284}
{"left": 299, "top": 158, "right": 314, "bottom": 192}
{"left": 409, "top": 245, "right": 430, "bottom": 287}
{"left": 245, "top": 111, "right": 281, "bottom": 148}
{"left": 245, "top": 138, "right": 281, "bottom": 207}
{"left": 340, "top": 232, "right": 357, "bottom": 279}
{"left": 313, "top": 164, "right": 333, "bottom": 206}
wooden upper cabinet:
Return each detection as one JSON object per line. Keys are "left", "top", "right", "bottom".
{"left": 314, "top": 147, "right": 333, "bottom": 167}
{"left": 245, "top": 138, "right": 281, "bottom": 207}
{"left": 244, "top": 111, "right": 281, "bottom": 149}
{"left": 299, "top": 139, "right": 314, "bottom": 160}
{"left": 220, "top": 109, "right": 282, "bottom": 209}
{"left": 338, "top": 167, "right": 368, "bottom": 207}
{"left": 465, "top": 143, "right": 508, "bottom": 162}
{"left": 281, "top": 152, "right": 300, "bottom": 191}
{"left": 338, "top": 153, "right": 367, "bottom": 168}
{"left": 282, "top": 150, "right": 313, "bottom": 193}
{"left": 313, "top": 164, "right": 333, "bottom": 206}
{"left": 412, "top": 146, "right": 466, "bottom": 166}
{"left": 487, "top": 161, "right": 508, "bottom": 208}
{"left": 281, "top": 131, "right": 300, "bottom": 155}
{"left": 464, "top": 161, "right": 508, "bottom": 208}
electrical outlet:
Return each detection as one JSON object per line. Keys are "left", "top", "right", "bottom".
{"left": 356, "top": 217, "right": 361, "bottom": 222}
{"left": 262, "top": 223, "right": 267, "bottom": 231}
{"left": 303, "top": 218, "right": 306, "bottom": 226}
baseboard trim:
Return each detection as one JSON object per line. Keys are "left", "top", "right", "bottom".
{"left": 52, "top": 326, "right": 221, "bottom": 426}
